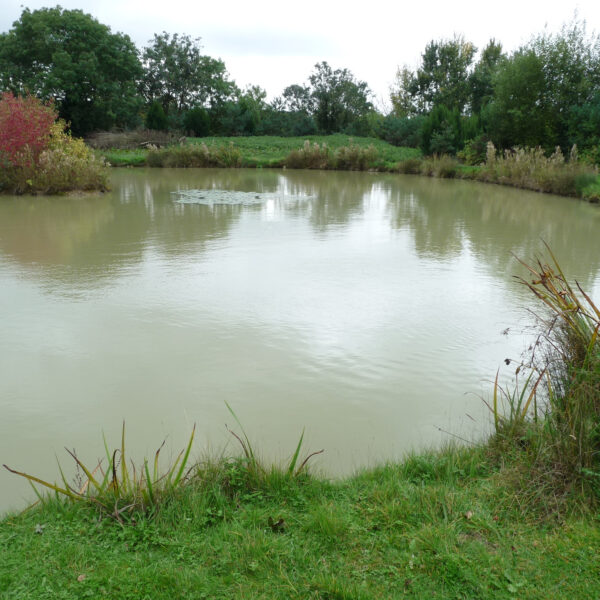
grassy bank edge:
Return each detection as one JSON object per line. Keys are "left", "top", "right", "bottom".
{"left": 97, "top": 135, "right": 600, "bottom": 203}
{"left": 1, "top": 441, "right": 599, "bottom": 599}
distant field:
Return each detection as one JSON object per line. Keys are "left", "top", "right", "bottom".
{"left": 98, "top": 135, "right": 420, "bottom": 168}
{"left": 187, "top": 134, "right": 421, "bottom": 167}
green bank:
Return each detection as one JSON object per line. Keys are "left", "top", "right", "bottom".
{"left": 97, "top": 134, "right": 600, "bottom": 202}
{"left": 1, "top": 445, "right": 599, "bottom": 599}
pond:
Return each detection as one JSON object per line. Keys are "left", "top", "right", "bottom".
{"left": 1, "top": 168, "right": 600, "bottom": 513}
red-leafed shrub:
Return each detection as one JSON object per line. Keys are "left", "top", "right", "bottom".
{"left": 0, "top": 91, "right": 108, "bottom": 194}
{"left": 0, "top": 92, "right": 57, "bottom": 167}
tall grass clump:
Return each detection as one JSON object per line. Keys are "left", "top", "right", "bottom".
{"left": 490, "top": 246, "right": 600, "bottom": 502}
{"left": 284, "top": 140, "right": 332, "bottom": 169}
{"left": 397, "top": 157, "right": 422, "bottom": 174}
{"left": 482, "top": 142, "right": 597, "bottom": 196}
{"left": 333, "top": 142, "right": 378, "bottom": 170}
{"left": 419, "top": 155, "right": 458, "bottom": 178}
{"left": 222, "top": 402, "right": 323, "bottom": 488}
{"left": 3, "top": 423, "right": 196, "bottom": 520}
{"left": 284, "top": 140, "right": 380, "bottom": 170}
{"left": 3, "top": 407, "right": 323, "bottom": 520}
{"left": 146, "top": 142, "right": 242, "bottom": 168}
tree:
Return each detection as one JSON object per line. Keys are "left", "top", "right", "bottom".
{"left": 308, "top": 62, "right": 373, "bottom": 133}
{"left": 280, "top": 84, "right": 314, "bottom": 113}
{"left": 0, "top": 7, "right": 142, "bottom": 135}
{"left": 183, "top": 106, "right": 210, "bottom": 136}
{"left": 145, "top": 101, "right": 168, "bottom": 130}
{"left": 483, "top": 19, "right": 600, "bottom": 150}
{"left": 469, "top": 39, "right": 504, "bottom": 115}
{"left": 392, "top": 36, "right": 476, "bottom": 115}
{"left": 141, "top": 33, "right": 237, "bottom": 114}
{"left": 483, "top": 49, "right": 552, "bottom": 149}
{"left": 390, "top": 67, "right": 421, "bottom": 117}
{"left": 530, "top": 19, "right": 600, "bottom": 150}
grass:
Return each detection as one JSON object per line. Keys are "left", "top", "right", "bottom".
{"left": 398, "top": 145, "right": 600, "bottom": 201}
{"left": 1, "top": 445, "right": 599, "bottom": 599}
{"left": 187, "top": 134, "right": 420, "bottom": 169}
{"left": 93, "top": 134, "right": 600, "bottom": 202}
{"left": 99, "top": 149, "right": 147, "bottom": 167}
{"left": 488, "top": 245, "right": 600, "bottom": 502}
{"left": 96, "top": 134, "right": 421, "bottom": 169}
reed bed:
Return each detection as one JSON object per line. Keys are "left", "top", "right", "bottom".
{"left": 489, "top": 244, "right": 600, "bottom": 503}
{"left": 3, "top": 404, "right": 322, "bottom": 520}
{"left": 283, "top": 140, "right": 379, "bottom": 170}
{"left": 146, "top": 142, "right": 242, "bottom": 168}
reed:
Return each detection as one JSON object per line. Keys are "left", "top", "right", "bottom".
{"left": 3, "top": 423, "right": 196, "bottom": 520}
{"left": 489, "top": 244, "right": 600, "bottom": 500}
{"left": 283, "top": 140, "right": 380, "bottom": 171}
{"left": 224, "top": 401, "right": 323, "bottom": 483}
{"left": 146, "top": 142, "right": 242, "bottom": 168}
{"left": 481, "top": 143, "right": 597, "bottom": 196}
{"left": 284, "top": 140, "right": 332, "bottom": 169}
{"left": 3, "top": 407, "right": 323, "bottom": 520}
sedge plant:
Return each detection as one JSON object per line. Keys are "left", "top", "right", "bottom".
{"left": 489, "top": 243, "right": 600, "bottom": 500}
{"left": 3, "top": 422, "right": 196, "bottom": 520}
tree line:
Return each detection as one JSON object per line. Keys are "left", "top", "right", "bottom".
{"left": 1, "top": 7, "right": 599, "bottom": 161}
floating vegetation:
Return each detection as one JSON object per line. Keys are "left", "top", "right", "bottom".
{"left": 172, "top": 189, "right": 314, "bottom": 206}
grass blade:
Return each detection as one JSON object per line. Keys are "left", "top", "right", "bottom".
{"left": 171, "top": 424, "right": 196, "bottom": 487}
{"left": 287, "top": 429, "right": 305, "bottom": 476}
{"left": 3, "top": 464, "right": 76, "bottom": 498}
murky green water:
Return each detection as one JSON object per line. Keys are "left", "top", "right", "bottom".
{"left": 1, "top": 168, "right": 599, "bottom": 513}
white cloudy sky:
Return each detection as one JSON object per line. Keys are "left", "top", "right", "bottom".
{"left": 1, "top": 1, "right": 599, "bottom": 109}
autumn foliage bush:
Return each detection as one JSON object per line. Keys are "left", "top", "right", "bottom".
{"left": 0, "top": 92, "right": 108, "bottom": 194}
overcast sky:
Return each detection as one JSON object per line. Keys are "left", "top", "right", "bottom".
{"left": 2, "top": 1, "right": 599, "bottom": 109}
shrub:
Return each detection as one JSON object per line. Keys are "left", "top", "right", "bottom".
{"left": 481, "top": 143, "right": 597, "bottom": 196}
{"left": 333, "top": 142, "right": 378, "bottom": 170}
{"left": 0, "top": 92, "right": 56, "bottom": 167}
{"left": 457, "top": 135, "right": 489, "bottom": 165}
{"left": 580, "top": 178, "right": 600, "bottom": 203}
{"left": 381, "top": 115, "right": 424, "bottom": 148}
{"left": 183, "top": 106, "right": 210, "bottom": 137}
{"left": 397, "top": 157, "right": 422, "bottom": 174}
{"left": 145, "top": 101, "right": 168, "bottom": 131}
{"left": 0, "top": 92, "right": 108, "bottom": 194}
{"left": 284, "top": 141, "right": 331, "bottom": 169}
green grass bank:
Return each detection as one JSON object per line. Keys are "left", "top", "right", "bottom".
{"left": 95, "top": 134, "right": 600, "bottom": 202}
{"left": 97, "top": 134, "right": 420, "bottom": 171}
{"left": 2, "top": 445, "right": 600, "bottom": 600}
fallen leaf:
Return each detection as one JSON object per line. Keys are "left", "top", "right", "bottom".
{"left": 77, "top": 574, "right": 86, "bottom": 582}
{"left": 464, "top": 511, "right": 474, "bottom": 520}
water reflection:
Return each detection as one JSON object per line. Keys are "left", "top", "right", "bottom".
{"left": 386, "top": 176, "right": 600, "bottom": 287}
{"left": 2, "top": 170, "right": 598, "bottom": 287}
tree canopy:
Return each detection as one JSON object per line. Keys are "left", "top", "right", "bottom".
{"left": 0, "top": 7, "right": 142, "bottom": 135}
{"left": 276, "top": 62, "right": 373, "bottom": 134}
{"left": 141, "top": 33, "right": 237, "bottom": 114}
{"left": 392, "top": 36, "right": 476, "bottom": 115}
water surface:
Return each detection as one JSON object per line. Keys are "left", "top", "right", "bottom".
{"left": 1, "top": 168, "right": 599, "bottom": 513}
